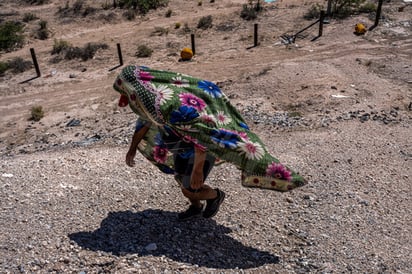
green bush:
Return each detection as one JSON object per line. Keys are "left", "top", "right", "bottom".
{"left": 24, "top": 0, "right": 49, "bottom": 4}
{"left": 72, "top": 0, "right": 84, "bottom": 14}
{"left": 65, "top": 42, "right": 108, "bottom": 61}
{"left": 52, "top": 41, "right": 108, "bottom": 61}
{"left": 240, "top": 4, "right": 257, "bottom": 20}
{"left": 0, "top": 61, "right": 9, "bottom": 76}
{"left": 52, "top": 39, "right": 71, "bottom": 54}
{"left": 8, "top": 57, "right": 32, "bottom": 73}
{"left": 37, "top": 20, "right": 49, "bottom": 40}
{"left": 23, "top": 13, "right": 39, "bottom": 22}
{"left": 359, "top": 2, "right": 376, "bottom": 13}
{"left": 197, "top": 15, "right": 213, "bottom": 30}
{"left": 117, "top": 0, "right": 169, "bottom": 14}
{"left": 135, "top": 44, "right": 153, "bottom": 57}
{"left": 30, "top": 106, "right": 44, "bottom": 122}
{"left": 81, "top": 42, "right": 109, "bottom": 60}
{"left": 165, "top": 9, "right": 172, "bottom": 18}
{"left": 330, "top": 0, "right": 366, "bottom": 18}
{"left": 0, "top": 21, "right": 25, "bottom": 51}
{"left": 122, "top": 9, "right": 136, "bottom": 20}
{"left": 83, "top": 6, "right": 97, "bottom": 16}
{"left": 57, "top": 0, "right": 95, "bottom": 17}
{"left": 304, "top": 4, "right": 323, "bottom": 20}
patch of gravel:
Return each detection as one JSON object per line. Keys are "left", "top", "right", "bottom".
{"left": 1, "top": 116, "right": 411, "bottom": 273}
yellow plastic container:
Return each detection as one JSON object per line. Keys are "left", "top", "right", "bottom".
{"left": 180, "top": 47, "right": 193, "bottom": 61}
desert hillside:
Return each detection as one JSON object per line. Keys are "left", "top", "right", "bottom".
{"left": 1, "top": 0, "right": 411, "bottom": 273}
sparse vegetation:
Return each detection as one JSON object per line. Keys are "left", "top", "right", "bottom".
{"left": 122, "top": 9, "right": 136, "bottom": 20}
{"left": 0, "top": 61, "right": 9, "bottom": 76}
{"left": 30, "top": 106, "right": 44, "bottom": 122}
{"left": 23, "top": 13, "right": 39, "bottom": 22}
{"left": 240, "top": 0, "right": 262, "bottom": 21}
{"left": 329, "top": 0, "right": 367, "bottom": 18}
{"left": 117, "top": 0, "right": 169, "bottom": 15}
{"left": 175, "top": 22, "right": 181, "bottom": 29}
{"left": 151, "top": 27, "right": 168, "bottom": 36}
{"left": 51, "top": 41, "right": 108, "bottom": 61}
{"left": 135, "top": 44, "right": 153, "bottom": 57}
{"left": 182, "top": 23, "right": 191, "bottom": 33}
{"left": 83, "top": 6, "right": 97, "bottom": 16}
{"left": 52, "top": 39, "right": 72, "bottom": 55}
{"left": 37, "top": 20, "right": 49, "bottom": 40}
{"left": 304, "top": 4, "right": 324, "bottom": 20}
{"left": 8, "top": 57, "right": 32, "bottom": 73}
{"left": 66, "top": 42, "right": 109, "bottom": 61}
{"left": 23, "top": 0, "right": 49, "bottom": 4}
{"left": 359, "top": 2, "right": 376, "bottom": 13}
{"left": 72, "top": 0, "right": 84, "bottom": 13}
{"left": 57, "top": 0, "right": 96, "bottom": 17}
{"left": 0, "top": 57, "right": 32, "bottom": 76}
{"left": 165, "top": 9, "right": 172, "bottom": 18}
{"left": 197, "top": 15, "right": 213, "bottom": 30}
{"left": 0, "top": 21, "right": 25, "bottom": 51}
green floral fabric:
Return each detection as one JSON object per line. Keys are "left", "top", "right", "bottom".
{"left": 113, "top": 65, "right": 307, "bottom": 191}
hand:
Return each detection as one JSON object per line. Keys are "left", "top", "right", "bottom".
{"left": 126, "top": 150, "right": 136, "bottom": 167}
{"left": 190, "top": 169, "right": 204, "bottom": 190}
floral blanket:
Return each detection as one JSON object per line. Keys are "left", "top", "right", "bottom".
{"left": 113, "top": 65, "right": 307, "bottom": 191}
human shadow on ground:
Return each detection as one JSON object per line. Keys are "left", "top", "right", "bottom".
{"left": 69, "top": 209, "right": 279, "bottom": 269}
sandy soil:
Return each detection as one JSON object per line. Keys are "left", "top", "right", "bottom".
{"left": 1, "top": 0, "right": 411, "bottom": 273}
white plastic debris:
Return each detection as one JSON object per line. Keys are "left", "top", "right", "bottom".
{"left": 2, "top": 173, "right": 14, "bottom": 178}
{"left": 331, "top": 95, "right": 350, "bottom": 98}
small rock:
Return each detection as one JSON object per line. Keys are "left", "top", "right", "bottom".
{"left": 286, "top": 197, "right": 294, "bottom": 203}
{"left": 145, "top": 243, "right": 157, "bottom": 251}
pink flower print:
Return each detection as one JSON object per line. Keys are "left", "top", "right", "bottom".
{"left": 237, "top": 140, "right": 264, "bottom": 160}
{"left": 266, "top": 162, "right": 292, "bottom": 181}
{"left": 179, "top": 93, "right": 206, "bottom": 112}
{"left": 153, "top": 146, "right": 168, "bottom": 163}
{"left": 200, "top": 113, "right": 217, "bottom": 126}
{"left": 134, "top": 67, "right": 154, "bottom": 83}
{"left": 139, "top": 71, "right": 154, "bottom": 83}
{"left": 216, "top": 111, "right": 232, "bottom": 125}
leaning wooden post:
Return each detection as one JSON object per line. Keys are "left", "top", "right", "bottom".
{"left": 108, "top": 43, "right": 124, "bottom": 71}
{"left": 20, "top": 48, "right": 41, "bottom": 84}
{"left": 31, "top": 48, "right": 41, "bottom": 77}
{"left": 369, "top": 0, "right": 384, "bottom": 31}
{"left": 191, "top": 34, "right": 196, "bottom": 55}
{"left": 116, "top": 43, "right": 123, "bottom": 66}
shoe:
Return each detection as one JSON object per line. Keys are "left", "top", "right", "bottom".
{"left": 178, "top": 205, "right": 203, "bottom": 221}
{"left": 203, "top": 188, "right": 225, "bottom": 218}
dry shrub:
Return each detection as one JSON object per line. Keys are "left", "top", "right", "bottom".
{"left": 197, "top": 15, "right": 213, "bottom": 30}
{"left": 135, "top": 45, "right": 153, "bottom": 57}
{"left": 30, "top": 106, "right": 44, "bottom": 121}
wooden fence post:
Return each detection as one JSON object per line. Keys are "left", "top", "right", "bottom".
{"left": 20, "top": 48, "right": 41, "bottom": 84}
{"left": 191, "top": 34, "right": 196, "bottom": 55}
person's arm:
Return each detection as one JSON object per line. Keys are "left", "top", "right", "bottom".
{"left": 126, "top": 121, "right": 152, "bottom": 167}
{"left": 190, "top": 147, "right": 207, "bottom": 190}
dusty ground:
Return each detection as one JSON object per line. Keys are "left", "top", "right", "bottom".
{"left": 1, "top": 0, "right": 411, "bottom": 273}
